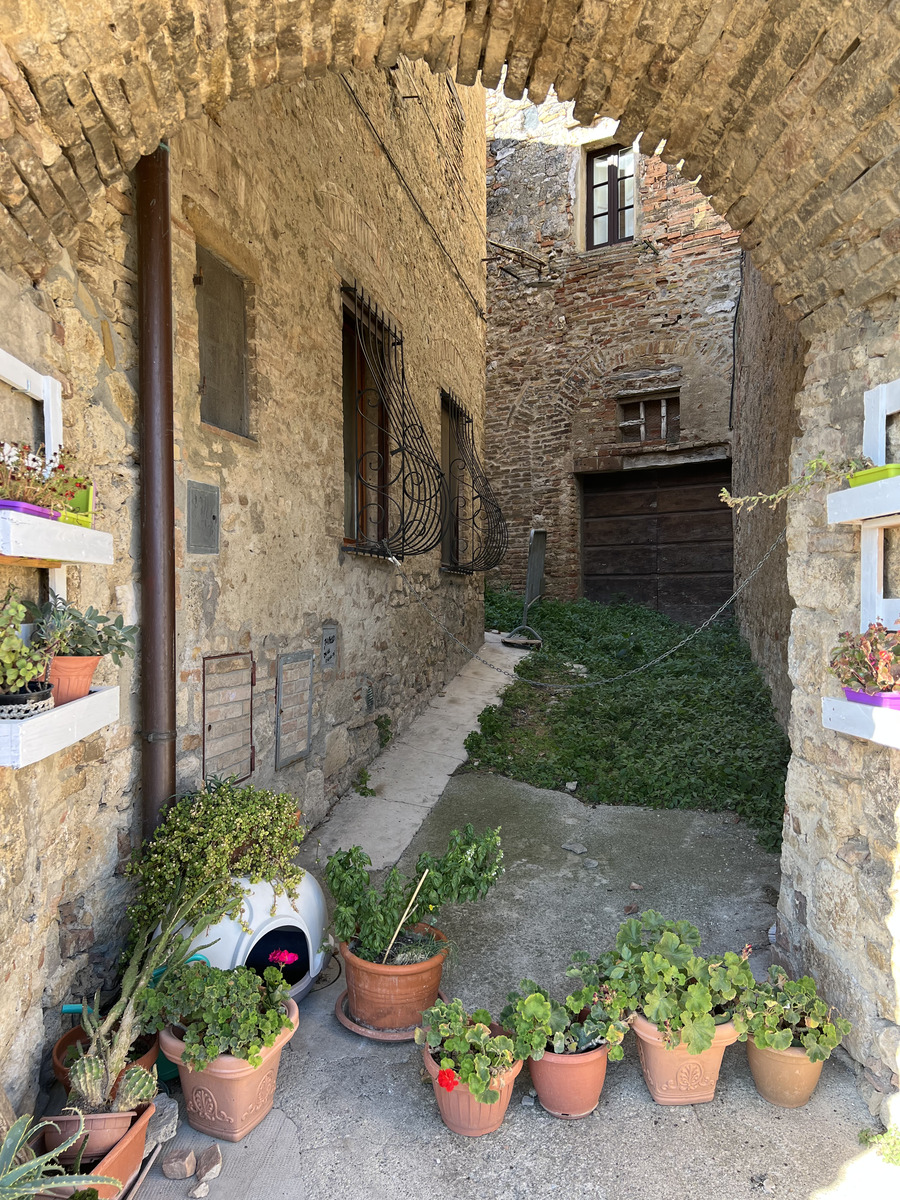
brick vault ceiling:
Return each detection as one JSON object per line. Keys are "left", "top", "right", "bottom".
{"left": 2, "top": 1, "right": 900, "bottom": 332}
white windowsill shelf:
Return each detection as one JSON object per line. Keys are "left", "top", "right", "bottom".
{"left": 0, "top": 509, "right": 113, "bottom": 565}
{"left": 827, "top": 478, "right": 900, "bottom": 526}
{"left": 821, "top": 697, "right": 900, "bottom": 751}
{"left": 0, "top": 686, "right": 120, "bottom": 768}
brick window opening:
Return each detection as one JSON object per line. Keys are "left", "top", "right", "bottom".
{"left": 618, "top": 393, "right": 680, "bottom": 445}
{"left": 586, "top": 145, "right": 635, "bottom": 249}
{"left": 195, "top": 245, "right": 250, "bottom": 437}
{"left": 202, "top": 652, "right": 255, "bottom": 781}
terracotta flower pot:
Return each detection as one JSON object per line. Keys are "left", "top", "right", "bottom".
{"left": 38, "top": 1102, "right": 155, "bottom": 1200}
{"left": 631, "top": 1011, "right": 738, "bottom": 1104}
{"left": 527, "top": 1042, "right": 609, "bottom": 1118}
{"left": 48, "top": 655, "right": 101, "bottom": 706}
{"left": 422, "top": 1046, "right": 523, "bottom": 1136}
{"left": 746, "top": 1039, "right": 824, "bottom": 1108}
{"left": 340, "top": 923, "right": 448, "bottom": 1032}
{"left": 159, "top": 997, "right": 299, "bottom": 1141}
{"left": 52, "top": 1025, "right": 160, "bottom": 1095}
{"left": 43, "top": 1110, "right": 136, "bottom": 1163}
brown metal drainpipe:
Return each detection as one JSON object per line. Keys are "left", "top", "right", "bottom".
{"left": 136, "top": 145, "right": 176, "bottom": 839}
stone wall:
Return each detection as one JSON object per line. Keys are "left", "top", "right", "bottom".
{"left": 731, "top": 258, "right": 807, "bottom": 728}
{"left": 0, "top": 62, "right": 487, "bottom": 1111}
{"left": 484, "top": 91, "right": 740, "bottom": 599}
{"left": 779, "top": 309, "right": 900, "bottom": 1124}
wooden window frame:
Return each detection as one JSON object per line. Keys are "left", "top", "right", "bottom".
{"left": 342, "top": 300, "right": 390, "bottom": 548}
{"left": 585, "top": 145, "right": 636, "bottom": 251}
{"left": 195, "top": 245, "right": 252, "bottom": 438}
{"left": 617, "top": 392, "right": 680, "bottom": 445}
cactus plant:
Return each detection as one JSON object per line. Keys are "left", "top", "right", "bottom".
{"left": 112, "top": 1066, "right": 157, "bottom": 1111}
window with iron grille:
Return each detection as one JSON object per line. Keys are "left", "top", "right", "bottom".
{"left": 341, "top": 284, "right": 446, "bottom": 559}
{"left": 617, "top": 392, "right": 680, "bottom": 445}
{"left": 195, "top": 245, "right": 250, "bottom": 437}
{"left": 440, "top": 390, "right": 508, "bottom": 573}
{"left": 586, "top": 145, "right": 636, "bottom": 250}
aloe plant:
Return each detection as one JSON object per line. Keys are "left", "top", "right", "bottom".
{"left": 0, "top": 1114, "right": 119, "bottom": 1198}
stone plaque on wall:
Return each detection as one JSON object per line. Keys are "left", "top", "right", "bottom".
{"left": 321, "top": 623, "right": 338, "bottom": 671}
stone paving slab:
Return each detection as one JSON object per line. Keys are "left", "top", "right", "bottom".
{"left": 138, "top": 773, "right": 896, "bottom": 1200}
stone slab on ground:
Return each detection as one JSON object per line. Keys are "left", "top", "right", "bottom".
{"left": 139, "top": 773, "right": 896, "bottom": 1200}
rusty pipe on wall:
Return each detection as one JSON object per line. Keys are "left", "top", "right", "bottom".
{"left": 136, "top": 145, "right": 176, "bottom": 839}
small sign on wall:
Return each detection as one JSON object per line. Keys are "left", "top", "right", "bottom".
{"left": 321, "top": 623, "right": 338, "bottom": 671}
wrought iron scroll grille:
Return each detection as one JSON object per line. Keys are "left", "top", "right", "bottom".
{"left": 345, "top": 284, "right": 447, "bottom": 559}
{"left": 442, "top": 390, "right": 508, "bottom": 573}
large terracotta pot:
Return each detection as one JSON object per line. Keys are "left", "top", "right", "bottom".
{"left": 48, "top": 655, "right": 101, "bottom": 705}
{"left": 44, "top": 1111, "right": 135, "bottom": 1163}
{"left": 52, "top": 1025, "right": 160, "bottom": 1095}
{"left": 340, "top": 923, "right": 448, "bottom": 1032}
{"left": 527, "top": 1042, "right": 609, "bottom": 1118}
{"left": 631, "top": 1011, "right": 738, "bottom": 1104}
{"left": 38, "top": 1103, "right": 154, "bottom": 1200}
{"left": 422, "top": 1046, "right": 523, "bottom": 1136}
{"left": 746, "top": 1039, "right": 824, "bottom": 1108}
{"left": 159, "top": 997, "right": 299, "bottom": 1141}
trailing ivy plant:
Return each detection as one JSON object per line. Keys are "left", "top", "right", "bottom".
{"left": 596, "top": 910, "right": 756, "bottom": 1054}
{"left": 500, "top": 969, "right": 629, "bottom": 1060}
{"left": 324, "top": 824, "right": 503, "bottom": 963}
{"left": 141, "top": 962, "right": 292, "bottom": 1071}
{"left": 126, "top": 776, "right": 308, "bottom": 940}
{"left": 415, "top": 998, "right": 519, "bottom": 1104}
{"left": 733, "top": 964, "right": 851, "bottom": 1062}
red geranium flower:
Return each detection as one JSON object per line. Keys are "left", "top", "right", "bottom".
{"left": 437, "top": 1068, "right": 459, "bottom": 1092}
{"left": 269, "top": 949, "right": 299, "bottom": 966}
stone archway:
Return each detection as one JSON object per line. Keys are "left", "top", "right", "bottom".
{"left": 1, "top": 0, "right": 899, "bottom": 1123}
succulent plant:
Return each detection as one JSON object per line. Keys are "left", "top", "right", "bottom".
{"left": 113, "top": 1066, "right": 157, "bottom": 1111}
{"left": 0, "top": 588, "right": 50, "bottom": 696}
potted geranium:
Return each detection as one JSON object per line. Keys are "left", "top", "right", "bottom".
{"left": 145, "top": 961, "right": 299, "bottom": 1141}
{"left": 500, "top": 960, "right": 629, "bottom": 1119}
{"left": 25, "top": 592, "right": 137, "bottom": 705}
{"left": 733, "top": 964, "right": 851, "bottom": 1108}
{"left": 415, "top": 998, "right": 522, "bottom": 1136}
{"left": 829, "top": 621, "right": 900, "bottom": 708}
{"left": 0, "top": 586, "right": 53, "bottom": 717}
{"left": 0, "top": 442, "right": 86, "bottom": 520}
{"left": 324, "top": 824, "right": 503, "bottom": 1038}
{"left": 598, "top": 911, "right": 755, "bottom": 1105}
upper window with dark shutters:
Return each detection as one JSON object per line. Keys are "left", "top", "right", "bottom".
{"left": 585, "top": 145, "right": 635, "bottom": 250}
{"left": 195, "top": 245, "right": 250, "bottom": 437}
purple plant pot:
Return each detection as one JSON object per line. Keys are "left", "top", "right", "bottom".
{"left": 0, "top": 498, "right": 59, "bottom": 520}
{"left": 843, "top": 687, "right": 900, "bottom": 709}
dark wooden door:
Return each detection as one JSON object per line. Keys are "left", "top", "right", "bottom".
{"left": 581, "top": 461, "right": 734, "bottom": 624}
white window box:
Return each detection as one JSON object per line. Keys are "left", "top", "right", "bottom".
{"left": 0, "top": 509, "right": 113, "bottom": 565}
{"left": 0, "top": 686, "right": 120, "bottom": 768}
{"left": 821, "top": 696, "right": 900, "bottom": 751}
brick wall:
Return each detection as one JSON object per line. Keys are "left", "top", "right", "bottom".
{"left": 485, "top": 93, "right": 741, "bottom": 601}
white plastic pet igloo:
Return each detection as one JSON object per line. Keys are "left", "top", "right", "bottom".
{"left": 188, "top": 873, "right": 328, "bottom": 1002}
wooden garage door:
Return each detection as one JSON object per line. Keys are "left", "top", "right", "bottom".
{"left": 581, "top": 461, "right": 734, "bottom": 625}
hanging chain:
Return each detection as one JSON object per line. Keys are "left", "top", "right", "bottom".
{"left": 386, "top": 527, "right": 786, "bottom": 693}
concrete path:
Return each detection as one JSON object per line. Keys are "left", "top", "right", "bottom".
{"left": 136, "top": 646, "right": 897, "bottom": 1200}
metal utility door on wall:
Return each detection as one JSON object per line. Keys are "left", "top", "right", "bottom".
{"left": 580, "top": 460, "right": 733, "bottom": 625}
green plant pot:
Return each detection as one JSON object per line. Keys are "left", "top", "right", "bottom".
{"left": 58, "top": 480, "right": 94, "bottom": 526}
{"left": 847, "top": 464, "right": 900, "bottom": 487}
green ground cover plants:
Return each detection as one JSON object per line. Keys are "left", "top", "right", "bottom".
{"left": 469, "top": 587, "right": 790, "bottom": 851}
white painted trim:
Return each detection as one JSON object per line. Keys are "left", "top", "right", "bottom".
{"left": 822, "top": 696, "right": 900, "bottom": 751}
{"left": 0, "top": 686, "right": 120, "bottom": 768}
{"left": 0, "top": 347, "right": 64, "bottom": 458}
{"left": 0, "top": 509, "right": 113, "bottom": 564}
{"left": 862, "top": 378, "right": 900, "bottom": 466}
{"left": 827, "top": 477, "right": 900, "bottom": 523}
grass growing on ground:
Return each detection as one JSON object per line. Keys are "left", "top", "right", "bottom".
{"left": 470, "top": 586, "right": 790, "bottom": 852}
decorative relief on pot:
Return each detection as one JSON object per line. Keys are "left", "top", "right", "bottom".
{"left": 238, "top": 1069, "right": 278, "bottom": 1123}
{"left": 662, "top": 1062, "right": 710, "bottom": 1093}
{"left": 187, "top": 1086, "right": 232, "bottom": 1127}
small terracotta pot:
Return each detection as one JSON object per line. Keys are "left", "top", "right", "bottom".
{"left": 528, "top": 1043, "right": 609, "bottom": 1119}
{"left": 43, "top": 1110, "right": 136, "bottom": 1163}
{"left": 631, "top": 1011, "right": 737, "bottom": 1104}
{"left": 51, "top": 1025, "right": 160, "bottom": 1095}
{"left": 37, "top": 1103, "right": 154, "bottom": 1200}
{"left": 746, "top": 1039, "right": 824, "bottom": 1108}
{"left": 340, "top": 923, "right": 448, "bottom": 1032}
{"left": 48, "top": 655, "right": 101, "bottom": 705}
{"left": 159, "top": 998, "right": 299, "bottom": 1141}
{"left": 422, "top": 1046, "right": 523, "bottom": 1136}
